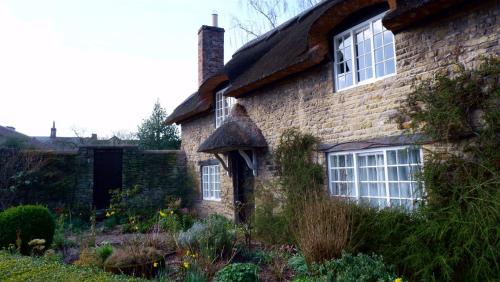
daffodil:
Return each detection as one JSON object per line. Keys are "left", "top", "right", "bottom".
{"left": 153, "top": 262, "right": 158, "bottom": 268}
{"left": 395, "top": 278, "right": 403, "bottom": 282}
{"left": 170, "top": 210, "right": 174, "bottom": 215}
{"left": 159, "top": 211, "right": 167, "bottom": 218}
{"left": 105, "top": 212, "right": 111, "bottom": 217}
{"left": 183, "top": 261, "right": 190, "bottom": 269}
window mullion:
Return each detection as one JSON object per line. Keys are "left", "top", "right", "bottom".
{"left": 350, "top": 30, "right": 357, "bottom": 86}
{"left": 383, "top": 149, "right": 391, "bottom": 207}
{"left": 353, "top": 153, "right": 359, "bottom": 203}
{"left": 370, "top": 20, "right": 376, "bottom": 79}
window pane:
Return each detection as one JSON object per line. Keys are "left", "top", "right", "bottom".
{"left": 398, "top": 150, "right": 408, "bottom": 164}
{"left": 387, "top": 150, "right": 397, "bottom": 165}
{"left": 398, "top": 166, "right": 410, "bottom": 181}
{"left": 389, "top": 183, "right": 399, "bottom": 197}
{"left": 373, "top": 19, "right": 383, "bottom": 34}
{"left": 384, "top": 44, "right": 394, "bottom": 60}
{"left": 400, "top": 182, "right": 411, "bottom": 198}
{"left": 346, "top": 154, "right": 353, "bottom": 167}
{"left": 345, "top": 72, "right": 353, "bottom": 87}
{"left": 409, "top": 149, "right": 421, "bottom": 164}
{"left": 388, "top": 167, "right": 398, "bottom": 181}
{"left": 360, "top": 183, "right": 368, "bottom": 196}
{"left": 374, "top": 34, "right": 383, "bottom": 48}
{"left": 385, "top": 60, "right": 395, "bottom": 75}
{"left": 383, "top": 31, "right": 393, "bottom": 44}
{"left": 375, "top": 48, "right": 383, "bottom": 62}
{"left": 376, "top": 63, "right": 384, "bottom": 77}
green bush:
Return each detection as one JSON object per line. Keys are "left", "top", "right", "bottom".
{"left": 0, "top": 251, "right": 145, "bottom": 281}
{"left": 0, "top": 205, "right": 55, "bottom": 254}
{"left": 306, "top": 252, "right": 398, "bottom": 282}
{"left": 96, "top": 244, "right": 114, "bottom": 262}
{"left": 215, "top": 263, "right": 259, "bottom": 282}
{"left": 178, "top": 214, "right": 235, "bottom": 259}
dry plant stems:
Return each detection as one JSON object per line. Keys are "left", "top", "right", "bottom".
{"left": 295, "top": 191, "right": 353, "bottom": 264}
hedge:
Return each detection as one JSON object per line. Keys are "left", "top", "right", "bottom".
{"left": 0, "top": 251, "right": 145, "bottom": 282}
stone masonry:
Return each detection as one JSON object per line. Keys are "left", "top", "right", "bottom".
{"left": 181, "top": 1, "right": 500, "bottom": 218}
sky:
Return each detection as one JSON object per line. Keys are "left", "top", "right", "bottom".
{"left": 0, "top": 0, "right": 256, "bottom": 137}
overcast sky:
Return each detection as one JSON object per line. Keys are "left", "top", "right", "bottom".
{"left": 0, "top": 0, "right": 255, "bottom": 137}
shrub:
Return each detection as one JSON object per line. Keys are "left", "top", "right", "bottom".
{"left": 215, "top": 263, "right": 259, "bottom": 282}
{"left": 0, "top": 205, "right": 55, "bottom": 255}
{"left": 389, "top": 58, "right": 500, "bottom": 281}
{"left": 0, "top": 251, "right": 144, "bottom": 281}
{"left": 310, "top": 252, "right": 398, "bottom": 282}
{"left": 96, "top": 244, "right": 113, "bottom": 262}
{"left": 252, "top": 184, "right": 291, "bottom": 244}
{"left": 104, "top": 245, "right": 164, "bottom": 278}
{"left": 74, "top": 247, "right": 102, "bottom": 268}
{"left": 294, "top": 192, "right": 353, "bottom": 264}
{"left": 178, "top": 214, "right": 235, "bottom": 259}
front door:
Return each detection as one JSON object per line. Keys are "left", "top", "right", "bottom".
{"left": 93, "top": 149, "right": 123, "bottom": 210}
{"left": 230, "top": 151, "right": 255, "bottom": 223}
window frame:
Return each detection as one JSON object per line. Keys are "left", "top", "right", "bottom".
{"left": 215, "top": 87, "right": 236, "bottom": 128}
{"left": 327, "top": 146, "right": 424, "bottom": 209}
{"left": 201, "top": 164, "right": 221, "bottom": 201}
{"left": 333, "top": 12, "right": 397, "bottom": 92}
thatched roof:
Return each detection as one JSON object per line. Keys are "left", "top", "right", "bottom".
{"left": 198, "top": 104, "right": 267, "bottom": 153}
{"left": 167, "top": 0, "right": 471, "bottom": 125}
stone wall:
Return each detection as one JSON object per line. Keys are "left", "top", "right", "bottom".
{"left": 74, "top": 147, "right": 187, "bottom": 213}
{"left": 180, "top": 1, "right": 499, "bottom": 218}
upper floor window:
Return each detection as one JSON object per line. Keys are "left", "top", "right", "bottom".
{"left": 328, "top": 146, "right": 423, "bottom": 209}
{"left": 333, "top": 13, "right": 396, "bottom": 91}
{"left": 215, "top": 88, "right": 236, "bottom": 128}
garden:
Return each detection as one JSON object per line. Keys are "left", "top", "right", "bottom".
{"left": 0, "top": 59, "right": 498, "bottom": 281}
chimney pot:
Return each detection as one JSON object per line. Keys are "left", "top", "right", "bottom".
{"left": 50, "top": 121, "right": 57, "bottom": 138}
{"left": 212, "top": 13, "right": 218, "bottom": 27}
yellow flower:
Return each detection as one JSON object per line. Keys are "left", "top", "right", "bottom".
{"left": 186, "top": 250, "right": 190, "bottom": 256}
{"left": 153, "top": 262, "right": 158, "bottom": 268}
{"left": 110, "top": 211, "right": 115, "bottom": 215}
{"left": 159, "top": 211, "right": 167, "bottom": 218}
{"left": 105, "top": 212, "right": 111, "bottom": 217}
{"left": 395, "top": 278, "right": 403, "bottom": 282}
{"left": 183, "top": 261, "right": 190, "bottom": 269}
{"left": 170, "top": 210, "right": 174, "bottom": 215}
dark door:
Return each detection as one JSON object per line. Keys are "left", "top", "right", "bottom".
{"left": 93, "top": 149, "right": 122, "bottom": 210}
{"left": 230, "top": 151, "right": 254, "bottom": 223}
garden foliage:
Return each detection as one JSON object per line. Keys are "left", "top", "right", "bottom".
{"left": 0, "top": 251, "right": 144, "bottom": 281}
{"left": 178, "top": 214, "right": 235, "bottom": 260}
{"left": 215, "top": 263, "right": 259, "bottom": 282}
{"left": 386, "top": 58, "right": 500, "bottom": 281}
{"left": 0, "top": 205, "right": 55, "bottom": 255}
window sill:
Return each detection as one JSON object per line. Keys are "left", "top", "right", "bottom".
{"left": 335, "top": 72, "right": 397, "bottom": 93}
{"left": 203, "top": 198, "right": 222, "bottom": 202}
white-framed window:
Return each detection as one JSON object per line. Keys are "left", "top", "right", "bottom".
{"left": 215, "top": 88, "right": 236, "bottom": 128}
{"left": 333, "top": 13, "right": 396, "bottom": 91}
{"left": 202, "top": 165, "right": 221, "bottom": 201}
{"left": 328, "top": 146, "right": 423, "bottom": 209}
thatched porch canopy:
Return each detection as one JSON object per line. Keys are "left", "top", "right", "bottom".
{"left": 198, "top": 104, "right": 267, "bottom": 153}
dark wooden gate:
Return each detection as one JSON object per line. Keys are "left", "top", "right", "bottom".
{"left": 93, "top": 149, "right": 122, "bottom": 210}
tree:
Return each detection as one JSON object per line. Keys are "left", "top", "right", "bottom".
{"left": 137, "top": 101, "right": 181, "bottom": 150}
{"left": 231, "top": 0, "right": 322, "bottom": 45}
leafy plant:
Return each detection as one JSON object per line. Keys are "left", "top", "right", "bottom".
{"left": 178, "top": 214, "right": 235, "bottom": 260}
{"left": 305, "top": 252, "right": 398, "bottom": 282}
{"left": 0, "top": 251, "right": 144, "bottom": 281}
{"left": 137, "top": 100, "right": 181, "bottom": 150}
{"left": 96, "top": 244, "right": 114, "bottom": 262}
{"left": 389, "top": 58, "right": 500, "bottom": 281}
{"left": 214, "top": 263, "right": 259, "bottom": 282}
{"left": 0, "top": 205, "right": 55, "bottom": 255}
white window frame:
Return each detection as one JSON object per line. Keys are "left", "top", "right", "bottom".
{"left": 202, "top": 165, "right": 221, "bottom": 201}
{"left": 215, "top": 87, "right": 236, "bottom": 128}
{"left": 327, "top": 146, "right": 424, "bottom": 209}
{"left": 333, "top": 12, "right": 397, "bottom": 92}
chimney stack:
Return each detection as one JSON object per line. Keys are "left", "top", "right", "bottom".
{"left": 50, "top": 121, "right": 56, "bottom": 138}
{"left": 198, "top": 13, "right": 224, "bottom": 86}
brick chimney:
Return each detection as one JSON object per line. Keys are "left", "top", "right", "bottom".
{"left": 50, "top": 121, "right": 56, "bottom": 138}
{"left": 198, "top": 13, "right": 224, "bottom": 86}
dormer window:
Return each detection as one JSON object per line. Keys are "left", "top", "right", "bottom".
{"left": 215, "top": 88, "right": 236, "bottom": 128}
{"left": 333, "top": 13, "right": 396, "bottom": 91}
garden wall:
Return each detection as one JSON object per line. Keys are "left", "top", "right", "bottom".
{"left": 0, "top": 147, "right": 188, "bottom": 214}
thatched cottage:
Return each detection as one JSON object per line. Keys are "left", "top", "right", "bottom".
{"left": 166, "top": 0, "right": 499, "bottom": 220}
